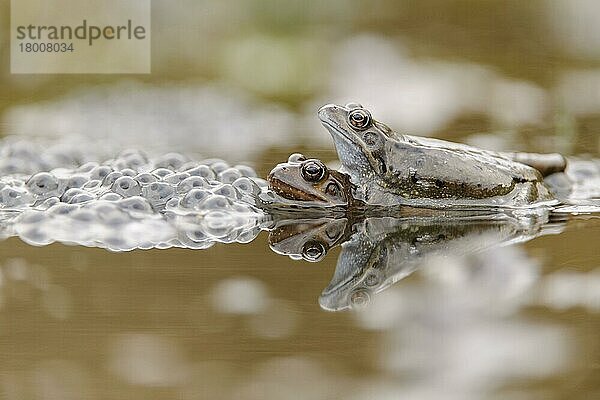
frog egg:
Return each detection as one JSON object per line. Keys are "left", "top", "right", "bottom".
{"left": 0, "top": 186, "right": 32, "bottom": 207}
{"left": 48, "top": 203, "right": 79, "bottom": 216}
{"left": 163, "top": 172, "right": 190, "bottom": 185}
{"left": 116, "top": 149, "right": 149, "bottom": 170}
{"left": 69, "top": 192, "right": 96, "bottom": 204}
{"left": 102, "top": 171, "right": 123, "bottom": 187}
{"left": 18, "top": 226, "right": 52, "bottom": 246}
{"left": 120, "top": 168, "right": 137, "bottom": 177}
{"left": 178, "top": 160, "right": 201, "bottom": 171}
{"left": 135, "top": 173, "right": 157, "bottom": 186}
{"left": 234, "top": 165, "right": 258, "bottom": 178}
{"left": 70, "top": 208, "right": 96, "bottom": 222}
{"left": 231, "top": 202, "right": 255, "bottom": 214}
{"left": 218, "top": 168, "right": 242, "bottom": 184}
{"left": 77, "top": 162, "right": 99, "bottom": 173}
{"left": 200, "top": 210, "right": 236, "bottom": 237}
{"left": 26, "top": 172, "right": 60, "bottom": 196}
{"left": 153, "top": 153, "right": 188, "bottom": 170}
{"left": 232, "top": 177, "right": 261, "bottom": 196}
{"left": 183, "top": 228, "right": 208, "bottom": 243}
{"left": 16, "top": 209, "right": 46, "bottom": 224}
{"left": 152, "top": 168, "right": 173, "bottom": 179}
{"left": 61, "top": 188, "right": 87, "bottom": 203}
{"left": 165, "top": 197, "right": 180, "bottom": 210}
{"left": 211, "top": 184, "right": 240, "bottom": 200}
{"left": 236, "top": 226, "right": 261, "bottom": 244}
{"left": 88, "top": 201, "right": 119, "bottom": 215}
{"left": 177, "top": 176, "right": 209, "bottom": 193}
{"left": 218, "top": 229, "right": 244, "bottom": 244}
{"left": 199, "top": 194, "right": 234, "bottom": 211}
{"left": 118, "top": 196, "right": 153, "bottom": 213}
{"left": 38, "top": 196, "right": 60, "bottom": 209}
{"left": 103, "top": 234, "right": 128, "bottom": 250}
{"left": 185, "top": 165, "right": 216, "bottom": 180}
{"left": 91, "top": 166, "right": 113, "bottom": 180}
{"left": 210, "top": 161, "right": 229, "bottom": 175}
{"left": 97, "top": 207, "right": 130, "bottom": 226}
{"left": 82, "top": 179, "right": 102, "bottom": 191}
{"left": 142, "top": 182, "right": 175, "bottom": 204}
{"left": 99, "top": 192, "right": 123, "bottom": 201}
{"left": 66, "top": 175, "right": 88, "bottom": 189}
{"left": 178, "top": 237, "right": 214, "bottom": 250}
{"left": 180, "top": 188, "right": 211, "bottom": 209}
{"left": 111, "top": 176, "right": 141, "bottom": 197}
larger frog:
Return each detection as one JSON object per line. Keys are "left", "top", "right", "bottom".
{"left": 318, "top": 103, "right": 567, "bottom": 208}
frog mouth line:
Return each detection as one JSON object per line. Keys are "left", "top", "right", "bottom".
{"left": 268, "top": 177, "right": 329, "bottom": 203}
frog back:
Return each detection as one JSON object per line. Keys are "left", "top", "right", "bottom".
{"left": 376, "top": 136, "right": 550, "bottom": 203}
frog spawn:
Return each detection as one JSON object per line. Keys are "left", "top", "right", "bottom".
{"left": 0, "top": 150, "right": 267, "bottom": 251}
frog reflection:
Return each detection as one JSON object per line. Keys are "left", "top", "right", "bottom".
{"left": 270, "top": 211, "right": 563, "bottom": 311}
{"left": 268, "top": 217, "right": 352, "bottom": 262}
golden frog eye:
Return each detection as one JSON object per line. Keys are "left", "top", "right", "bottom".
{"left": 348, "top": 108, "right": 372, "bottom": 130}
{"left": 301, "top": 240, "right": 327, "bottom": 262}
{"left": 301, "top": 160, "right": 327, "bottom": 183}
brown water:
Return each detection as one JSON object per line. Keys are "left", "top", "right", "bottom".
{"left": 0, "top": 193, "right": 598, "bottom": 400}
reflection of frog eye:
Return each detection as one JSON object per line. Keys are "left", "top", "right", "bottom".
{"left": 348, "top": 109, "right": 371, "bottom": 130}
{"left": 301, "top": 160, "right": 327, "bottom": 183}
{"left": 301, "top": 240, "right": 327, "bottom": 262}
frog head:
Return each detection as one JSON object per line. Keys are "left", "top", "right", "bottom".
{"left": 318, "top": 103, "right": 401, "bottom": 180}
{"left": 267, "top": 154, "right": 352, "bottom": 206}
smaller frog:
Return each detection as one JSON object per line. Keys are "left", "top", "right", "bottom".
{"left": 267, "top": 153, "right": 359, "bottom": 207}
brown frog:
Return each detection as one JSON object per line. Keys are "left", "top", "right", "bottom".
{"left": 267, "top": 153, "right": 359, "bottom": 207}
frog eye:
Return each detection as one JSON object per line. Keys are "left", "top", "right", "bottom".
{"left": 301, "top": 240, "right": 327, "bottom": 262}
{"left": 347, "top": 108, "right": 372, "bottom": 130}
{"left": 288, "top": 153, "right": 306, "bottom": 163}
{"left": 301, "top": 160, "right": 327, "bottom": 182}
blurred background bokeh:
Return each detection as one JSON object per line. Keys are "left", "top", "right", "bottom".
{"left": 0, "top": 1, "right": 599, "bottom": 399}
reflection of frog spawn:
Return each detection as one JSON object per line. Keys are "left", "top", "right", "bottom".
{"left": 0, "top": 149, "right": 269, "bottom": 251}
{"left": 319, "top": 213, "right": 559, "bottom": 311}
